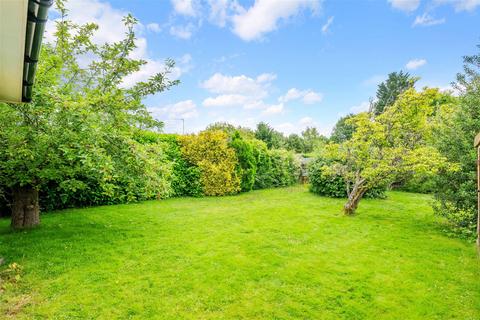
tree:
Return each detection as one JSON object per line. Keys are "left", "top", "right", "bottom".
{"left": 254, "top": 122, "right": 285, "bottom": 149}
{"left": 301, "top": 127, "right": 326, "bottom": 153}
{"left": 330, "top": 114, "right": 356, "bottom": 143}
{"left": 432, "top": 43, "right": 480, "bottom": 237}
{"left": 372, "top": 71, "right": 418, "bottom": 115}
{"left": 0, "top": 2, "right": 178, "bottom": 228}
{"left": 230, "top": 131, "right": 257, "bottom": 191}
{"left": 286, "top": 134, "right": 305, "bottom": 153}
{"left": 324, "top": 88, "right": 451, "bottom": 215}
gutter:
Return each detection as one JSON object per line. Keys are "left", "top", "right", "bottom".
{"left": 22, "top": 0, "right": 53, "bottom": 102}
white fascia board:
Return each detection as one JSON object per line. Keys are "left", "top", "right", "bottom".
{"left": 0, "top": 0, "right": 28, "bottom": 103}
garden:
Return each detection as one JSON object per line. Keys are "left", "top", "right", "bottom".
{"left": 1, "top": 1, "right": 480, "bottom": 318}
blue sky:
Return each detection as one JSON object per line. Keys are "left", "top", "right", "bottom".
{"left": 47, "top": 0, "right": 480, "bottom": 135}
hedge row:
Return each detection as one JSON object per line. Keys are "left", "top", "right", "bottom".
{"left": 0, "top": 129, "right": 301, "bottom": 214}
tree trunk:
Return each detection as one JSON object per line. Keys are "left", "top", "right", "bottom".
{"left": 11, "top": 186, "right": 40, "bottom": 229}
{"left": 343, "top": 181, "right": 367, "bottom": 215}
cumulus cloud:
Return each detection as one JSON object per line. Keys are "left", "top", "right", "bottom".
{"left": 207, "top": 0, "right": 242, "bottom": 27}
{"left": 434, "top": 0, "right": 480, "bottom": 11}
{"left": 388, "top": 0, "right": 420, "bottom": 12}
{"left": 45, "top": 0, "right": 192, "bottom": 89}
{"left": 413, "top": 13, "right": 445, "bottom": 26}
{"left": 321, "top": 16, "right": 334, "bottom": 34}
{"left": 170, "top": 23, "right": 196, "bottom": 39}
{"left": 261, "top": 103, "right": 285, "bottom": 115}
{"left": 405, "top": 58, "right": 427, "bottom": 70}
{"left": 232, "top": 0, "right": 320, "bottom": 41}
{"left": 200, "top": 72, "right": 288, "bottom": 117}
{"left": 171, "top": 0, "right": 198, "bottom": 17}
{"left": 146, "top": 23, "right": 161, "bottom": 33}
{"left": 202, "top": 94, "right": 249, "bottom": 107}
{"left": 201, "top": 72, "right": 275, "bottom": 97}
{"left": 279, "top": 88, "right": 323, "bottom": 104}
{"left": 150, "top": 100, "right": 199, "bottom": 121}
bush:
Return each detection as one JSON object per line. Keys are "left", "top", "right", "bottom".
{"left": 180, "top": 130, "right": 241, "bottom": 196}
{"left": 152, "top": 134, "right": 202, "bottom": 197}
{"left": 268, "top": 149, "right": 301, "bottom": 187}
{"left": 230, "top": 132, "right": 257, "bottom": 192}
{"left": 38, "top": 134, "right": 174, "bottom": 211}
{"left": 308, "top": 158, "right": 386, "bottom": 199}
{"left": 251, "top": 140, "right": 274, "bottom": 189}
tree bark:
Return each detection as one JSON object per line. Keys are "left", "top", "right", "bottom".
{"left": 11, "top": 186, "right": 40, "bottom": 229}
{"left": 343, "top": 181, "right": 367, "bottom": 215}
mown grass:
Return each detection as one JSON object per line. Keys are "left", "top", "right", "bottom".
{"left": 0, "top": 186, "right": 479, "bottom": 319}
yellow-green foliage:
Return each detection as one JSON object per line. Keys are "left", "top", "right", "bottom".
{"left": 180, "top": 130, "right": 241, "bottom": 196}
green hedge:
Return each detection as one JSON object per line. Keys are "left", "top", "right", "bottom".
{"left": 0, "top": 129, "right": 303, "bottom": 214}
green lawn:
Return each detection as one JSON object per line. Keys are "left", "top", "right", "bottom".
{"left": 1, "top": 186, "right": 479, "bottom": 319}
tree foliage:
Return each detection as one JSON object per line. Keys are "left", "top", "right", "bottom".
{"left": 254, "top": 122, "right": 285, "bottom": 149}
{"left": 330, "top": 114, "right": 357, "bottom": 143}
{"left": 0, "top": 2, "right": 179, "bottom": 227}
{"left": 372, "top": 71, "right": 418, "bottom": 115}
{"left": 432, "top": 44, "right": 480, "bottom": 237}
{"left": 322, "top": 88, "right": 452, "bottom": 215}
{"left": 179, "top": 130, "right": 241, "bottom": 196}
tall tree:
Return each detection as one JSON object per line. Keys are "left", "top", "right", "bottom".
{"left": 330, "top": 114, "right": 357, "bottom": 143}
{"left": 301, "top": 127, "right": 326, "bottom": 153}
{"left": 286, "top": 134, "right": 305, "bottom": 153}
{"left": 372, "top": 71, "right": 418, "bottom": 115}
{"left": 325, "top": 88, "right": 451, "bottom": 215}
{"left": 432, "top": 43, "right": 480, "bottom": 237}
{"left": 254, "top": 122, "right": 285, "bottom": 149}
{"left": 0, "top": 2, "right": 178, "bottom": 228}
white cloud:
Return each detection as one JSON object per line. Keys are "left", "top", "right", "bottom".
{"left": 256, "top": 73, "right": 277, "bottom": 83}
{"left": 171, "top": 0, "right": 198, "bottom": 17}
{"left": 350, "top": 101, "right": 371, "bottom": 114}
{"left": 201, "top": 72, "right": 279, "bottom": 112}
{"left": 151, "top": 100, "right": 199, "bottom": 121}
{"left": 303, "top": 91, "right": 323, "bottom": 104}
{"left": 413, "top": 13, "right": 445, "bottom": 26}
{"left": 274, "top": 122, "right": 296, "bottom": 134}
{"left": 388, "top": 0, "right": 420, "bottom": 12}
{"left": 405, "top": 58, "right": 427, "bottom": 70}
{"left": 202, "top": 94, "right": 249, "bottom": 107}
{"left": 45, "top": 0, "right": 127, "bottom": 45}
{"left": 279, "top": 88, "right": 323, "bottom": 104}
{"left": 207, "top": 0, "right": 240, "bottom": 27}
{"left": 45, "top": 0, "right": 189, "bottom": 89}
{"left": 434, "top": 0, "right": 480, "bottom": 11}
{"left": 170, "top": 23, "right": 196, "bottom": 39}
{"left": 201, "top": 72, "right": 274, "bottom": 97}
{"left": 261, "top": 103, "right": 284, "bottom": 115}
{"left": 299, "top": 116, "right": 315, "bottom": 126}
{"left": 232, "top": 0, "right": 320, "bottom": 41}
{"left": 146, "top": 23, "right": 161, "bottom": 33}
{"left": 321, "top": 16, "right": 334, "bottom": 34}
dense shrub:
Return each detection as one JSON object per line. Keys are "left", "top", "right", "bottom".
{"left": 251, "top": 140, "right": 274, "bottom": 189}
{"left": 230, "top": 132, "right": 257, "bottom": 192}
{"left": 38, "top": 135, "right": 174, "bottom": 211}
{"left": 268, "top": 149, "right": 301, "bottom": 187}
{"left": 394, "top": 174, "right": 436, "bottom": 194}
{"left": 308, "top": 158, "right": 386, "bottom": 199}
{"left": 180, "top": 130, "right": 241, "bottom": 196}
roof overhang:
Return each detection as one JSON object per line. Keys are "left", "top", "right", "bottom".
{"left": 475, "top": 133, "right": 480, "bottom": 148}
{"left": 0, "top": 0, "right": 52, "bottom": 103}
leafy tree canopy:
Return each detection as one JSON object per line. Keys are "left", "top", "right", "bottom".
{"left": 372, "top": 71, "right": 418, "bottom": 115}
